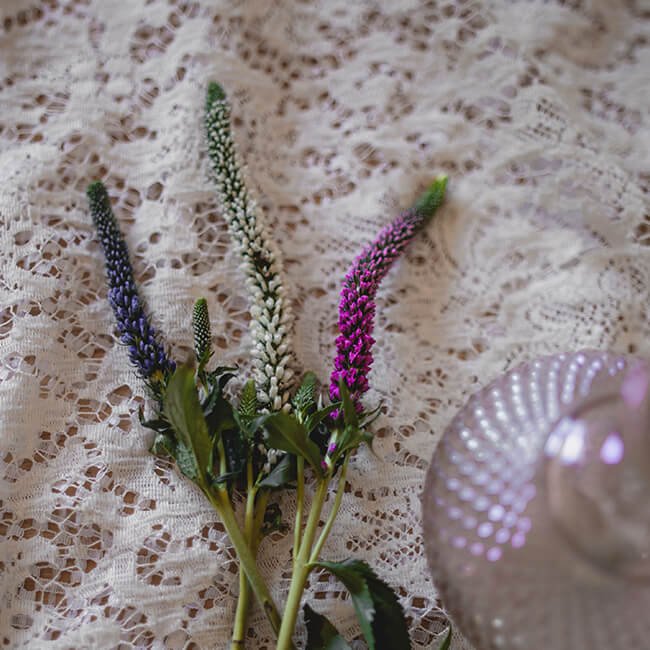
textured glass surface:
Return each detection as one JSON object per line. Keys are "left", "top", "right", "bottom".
{"left": 423, "top": 351, "right": 650, "bottom": 649}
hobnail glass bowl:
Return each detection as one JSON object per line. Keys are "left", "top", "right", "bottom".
{"left": 423, "top": 350, "right": 650, "bottom": 649}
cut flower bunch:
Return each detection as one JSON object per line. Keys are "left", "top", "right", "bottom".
{"left": 87, "top": 81, "right": 449, "bottom": 650}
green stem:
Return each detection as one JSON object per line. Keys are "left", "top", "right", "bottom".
{"left": 252, "top": 489, "right": 270, "bottom": 552}
{"left": 309, "top": 454, "right": 350, "bottom": 564}
{"left": 293, "top": 457, "right": 305, "bottom": 564}
{"left": 206, "top": 487, "right": 293, "bottom": 648}
{"left": 218, "top": 439, "right": 227, "bottom": 476}
{"left": 231, "top": 460, "right": 257, "bottom": 649}
{"left": 276, "top": 478, "right": 330, "bottom": 650}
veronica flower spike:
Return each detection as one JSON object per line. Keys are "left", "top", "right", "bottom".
{"left": 87, "top": 181, "right": 175, "bottom": 399}
{"left": 205, "top": 82, "right": 295, "bottom": 415}
{"left": 88, "top": 183, "right": 293, "bottom": 648}
{"left": 330, "top": 176, "right": 447, "bottom": 412}
{"left": 206, "top": 82, "right": 301, "bottom": 647}
{"left": 275, "top": 180, "right": 447, "bottom": 650}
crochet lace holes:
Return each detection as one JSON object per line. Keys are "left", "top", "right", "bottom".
{"left": 146, "top": 182, "right": 163, "bottom": 201}
{"left": 136, "top": 530, "right": 180, "bottom": 586}
{"left": 129, "top": 22, "right": 175, "bottom": 64}
{"left": 164, "top": 630, "right": 193, "bottom": 649}
{"left": 633, "top": 214, "right": 650, "bottom": 247}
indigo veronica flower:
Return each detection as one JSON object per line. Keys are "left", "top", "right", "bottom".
{"left": 329, "top": 176, "right": 447, "bottom": 414}
{"left": 205, "top": 82, "right": 294, "bottom": 413}
{"left": 87, "top": 181, "right": 175, "bottom": 397}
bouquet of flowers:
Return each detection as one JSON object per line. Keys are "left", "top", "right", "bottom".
{"left": 87, "top": 81, "right": 449, "bottom": 650}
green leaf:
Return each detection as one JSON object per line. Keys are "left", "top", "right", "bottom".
{"left": 213, "top": 364, "right": 238, "bottom": 379}
{"left": 204, "top": 393, "right": 236, "bottom": 440}
{"left": 220, "top": 426, "right": 247, "bottom": 482}
{"left": 138, "top": 407, "right": 172, "bottom": 435}
{"left": 163, "top": 365, "right": 213, "bottom": 487}
{"left": 329, "top": 425, "right": 373, "bottom": 468}
{"left": 211, "top": 469, "right": 242, "bottom": 484}
{"left": 206, "top": 366, "right": 237, "bottom": 398}
{"left": 292, "top": 371, "right": 317, "bottom": 418}
{"left": 339, "top": 380, "right": 359, "bottom": 429}
{"left": 261, "top": 412, "right": 323, "bottom": 475}
{"left": 359, "top": 402, "right": 383, "bottom": 428}
{"left": 437, "top": 625, "right": 452, "bottom": 650}
{"left": 236, "top": 412, "right": 268, "bottom": 441}
{"left": 238, "top": 378, "right": 257, "bottom": 422}
{"left": 304, "top": 403, "right": 340, "bottom": 434}
{"left": 149, "top": 432, "right": 176, "bottom": 457}
{"left": 260, "top": 502, "right": 288, "bottom": 538}
{"left": 315, "top": 559, "right": 411, "bottom": 650}
{"left": 256, "top": 454, "right": 296, "bottom": 488}
{"left": 304, "top": 603, "right": 353, "bottom": 650}
{"left": 337, "top": 425, "right": 363, "bottom": 454}
{"left": 202, "top": 377, "right": 227, "bottom": 417}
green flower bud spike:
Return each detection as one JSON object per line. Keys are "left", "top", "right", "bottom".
{"left": 193, "top": 297, "right": 212, "bottom": 369}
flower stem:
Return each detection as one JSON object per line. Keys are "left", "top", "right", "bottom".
{"left": 309, "top": 454, "right": 350, "bottom": 564}
{"left": 231, "top": 460, "right": 257, "bottom": 648}
{"left": 277, "top": 478, "right": 330, "bottom": 650}
{"left": 252, "top": 488, "right": 270, "bottom": 552}
{"left": 206, "top": 487, "right": 292, "bottom": 647}
{"left": 293, "top": 457, "right": 305, "bottom": 564}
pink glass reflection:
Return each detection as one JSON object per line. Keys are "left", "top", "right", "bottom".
{"left": 423, "top": 350, "right": 650, "bottom": 650}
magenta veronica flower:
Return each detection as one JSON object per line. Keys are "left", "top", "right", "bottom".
{"left": 330, "top": 176, "right": 447, "bottom": 414}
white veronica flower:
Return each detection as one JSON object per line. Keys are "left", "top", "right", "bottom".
{"left": 205, "top": 83, "right": 295, "bottom": 423}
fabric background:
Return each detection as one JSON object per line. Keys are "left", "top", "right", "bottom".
{"left": 1, "top": 0, "right": 648, "bottom": 648}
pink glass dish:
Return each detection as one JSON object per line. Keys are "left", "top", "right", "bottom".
{"left": 423, "top": 350, "right": 650, "bottom": 649}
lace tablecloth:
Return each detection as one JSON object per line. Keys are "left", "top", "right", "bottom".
{"left": 1, "top": 1, "right": 648, "bottom": 648}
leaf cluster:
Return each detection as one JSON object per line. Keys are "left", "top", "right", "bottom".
{"left": 141, "top": 364, "right": 414, "bottom": 649}
{"left": 141, "top": 364, "right": 243, "bottom": 494}
{"left": 304, "top": 559, "right": 451, "bottom": 650}
{"left": 305, "top": 560, "right": 410, "bottom": 650}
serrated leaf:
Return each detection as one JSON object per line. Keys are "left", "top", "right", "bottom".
{"left": 359, "top": 402, "right": 383, "bottom": 428}
{"left": 163, "top": 365, "right": 212, "bottom": 487}
{"left": 339, "top": 380, "right": 359, "bottom": 429}
{"left": 260, "top": 412, "right": 323, "bottom": 475}
{"left": 329, "top": 425, "right": 372, "bottom": 468}
{"left": 292, "top": 371, "right": 317, "bottom": 417}
{"left": 238, "top": 378, "right": 257, "bottom": 421}
{"left": 315, "top": 559, "right": 411, "bottom": 650}
{"left": 149, "top": 432, "right": 176, "bottom": 457}
{"left": 256, "top": 454, "right": 296, "bottom": 488}
{"left": 304, "top": 603, "right": 353, "bottom": 650}
{"left": 437, "top": 625, "right": 452, "bottom": 650}
{"left": 138, "top": 407, "right": 172, "bottom": 435}
{"left": 236, "top": 412, "right": 268, "bottom": 442}
{"left": 304, "top": 403, "right": 340, "bottom": 434}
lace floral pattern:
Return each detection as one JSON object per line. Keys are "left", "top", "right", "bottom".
{"left": 1, "top": 1, "right": 648, "bottom": 648}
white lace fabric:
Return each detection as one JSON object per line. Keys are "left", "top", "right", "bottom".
{"left": 1, "top": 1, "right": 648, "bottom": 648}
